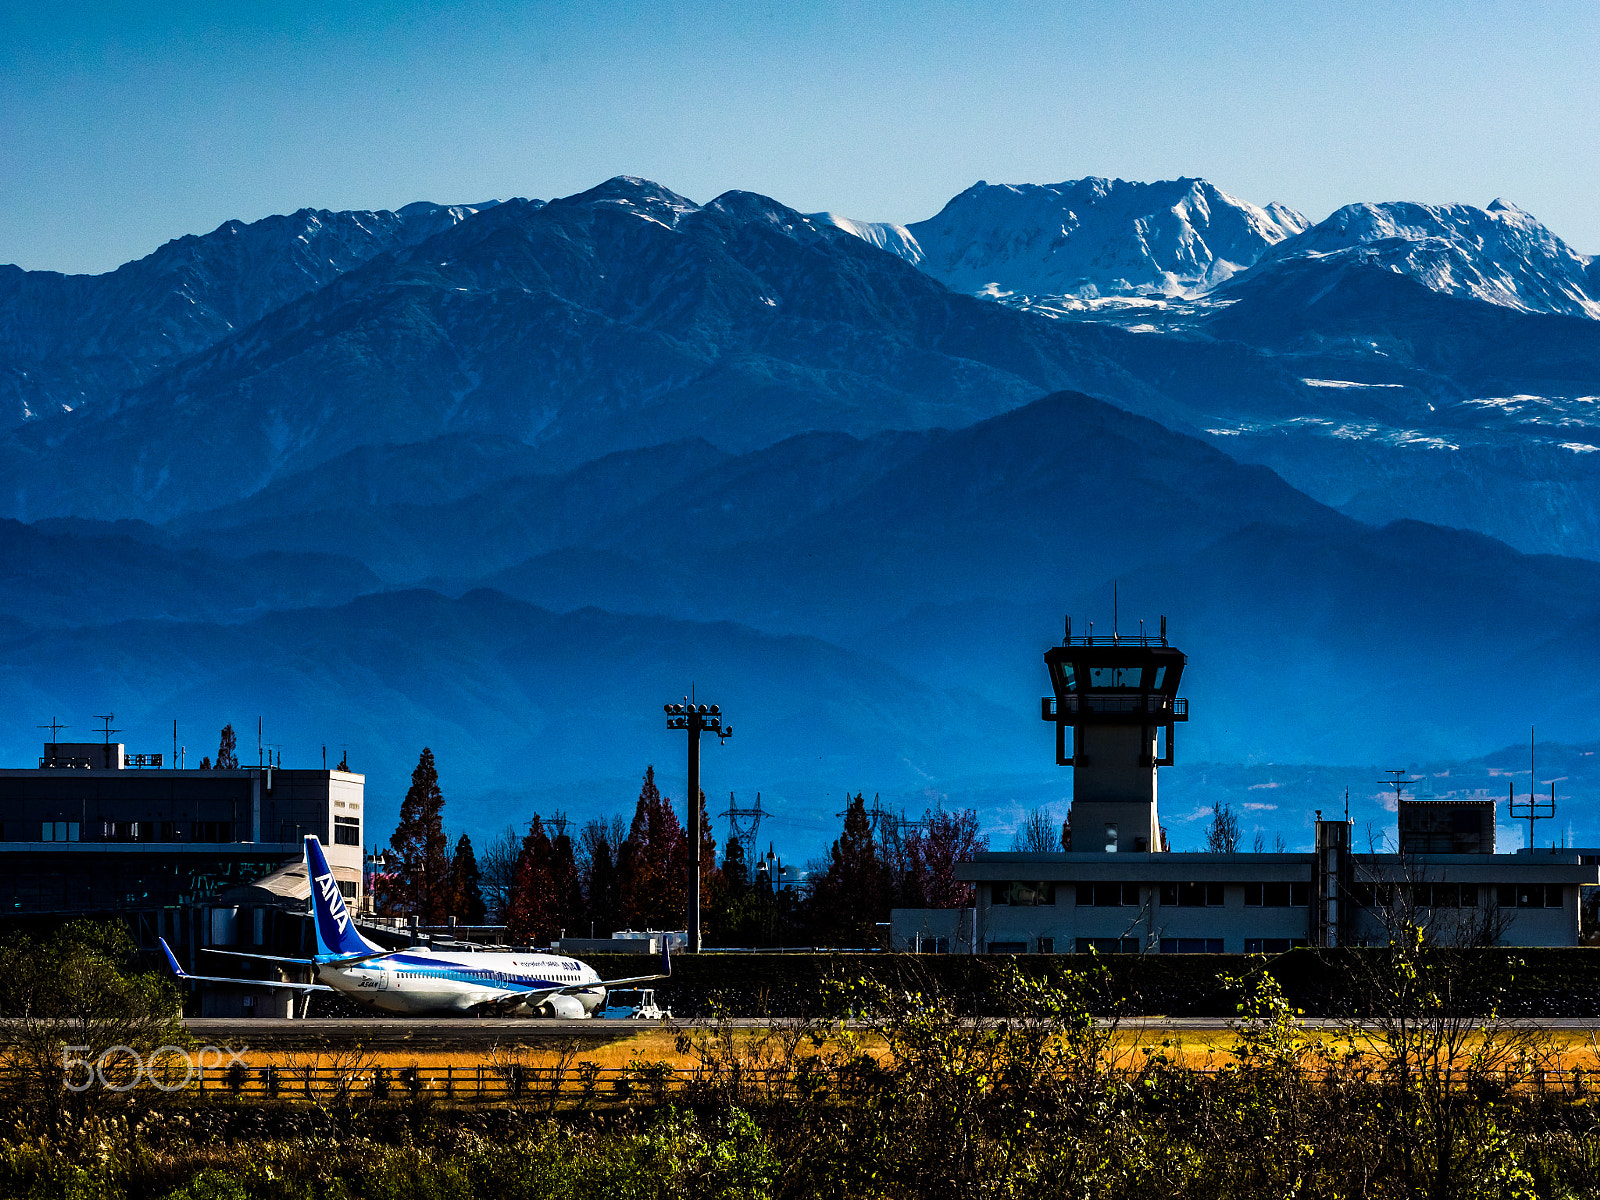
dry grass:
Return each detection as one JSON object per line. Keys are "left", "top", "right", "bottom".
{"left": 205, "top": 1022, "right": 1600, "bottom": 1080}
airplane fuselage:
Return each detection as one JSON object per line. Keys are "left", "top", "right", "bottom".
{"left": 321, "top": 950, "right": 605, "bottom": 1016}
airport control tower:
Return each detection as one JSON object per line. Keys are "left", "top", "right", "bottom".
{"left": 1042, "top": 615, "right": 1187, "bottom": 853}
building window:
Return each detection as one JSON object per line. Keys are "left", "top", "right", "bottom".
{"left": 338, "top": 880, "right": 358, "bottom": 899}
{"left": 1245, "top": 938, "right": 1307, "bottom": 953}
{"left": 1075, "top": 937, "right": 1140, "bottom": 954}
{"left": 1075, "top": 882, "right": 1141, "bottom": 907}
{"left": 913, "top": 936, "right": 950, "bottom": 954}
{"left": 1159, "top": 938, "right": 1224, "bottom": 953}
{"left": 334, "top": 815, "right": 361, "bottom": 846}
{"left": 1160, "top": 882, "right": 1224, "bottom": 907}
{"left": 194, "top": 821, "right": 233, "bottom": 843}
{"left": 1410, "top": 883, "right": 1477, "bottom": 908}
{"left": 1498, "top": 884, "right": 1564, "bottom": 909}
{"left": 1244, "top": 882, "right": 1309, "bottom": 907}
{"left": 992, "top": 882, "right": 1056, "bottom": 906}
{"left": 41, "top": 821, "right": 80, "bottom": 842}
{"left": 986, "top": 941, "right": 1029, "bottom": 954}
{"left": 1037, "top": 937, "right": 1054, "bottom": 954}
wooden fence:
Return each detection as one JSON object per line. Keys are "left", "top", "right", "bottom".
{"left": 22, "top": 1060, "right": 1600, "bottom": 1105}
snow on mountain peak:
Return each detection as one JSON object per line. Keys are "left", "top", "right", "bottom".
{"left": 551, "top": 176, "right": 702, "bottom": 227}
{"left": 808, "top": 213, "right": 925, "bottom": 266}
{"left": 1260, "top": 199, "right": 1600, "bottom": 319}
{"left": 901, "top": 176, "right": 1308, "bottom": 301}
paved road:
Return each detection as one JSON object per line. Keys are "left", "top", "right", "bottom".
{"left": 181, "top": 1014, "right": 1600, "bottom": 1049}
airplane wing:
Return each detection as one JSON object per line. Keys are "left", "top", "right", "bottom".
{"left": 594, "top": 941, "right": 673, "bottom": 990}
{"left": 203, "top": 948, "right": 319, "bottom": 966}
{"left": 204, "top": 946, "right": 394, "bottom": 968}
{"left": 160, "top": 938, "right": 334, "bottom": 993}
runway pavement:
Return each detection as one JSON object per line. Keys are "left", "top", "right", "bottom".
{"left": 180, "top": 1013, "right": 1600, "bottom": 1050}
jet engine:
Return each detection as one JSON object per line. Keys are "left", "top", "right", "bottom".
{"left": 539, "top": 993, "right": 588, "bottom": 1019}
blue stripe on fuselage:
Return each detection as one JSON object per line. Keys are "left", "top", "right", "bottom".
{"left": 347, "top": 952, "right": 595, "bottom": 995}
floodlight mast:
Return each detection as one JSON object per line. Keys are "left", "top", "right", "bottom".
{"left": 663, "top": 697, "right": 732, "bottom": 953}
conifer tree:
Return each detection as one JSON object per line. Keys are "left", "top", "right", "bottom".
{"left": 448, "top": 833, "right": 487, "bottom": 925}
{"left": 618, "top": 765, "right": 687, "bottom": 929}
{"left": 214, "top": 725, "right": 238, "bottom": 770}
{"left": 548, "top": 825, "right": 584, "bottom": 941}
{"left": 386, "top": 748, "right": 450, "bottom": 922}
{"left": 810, "top": 792, "right": 893, "bottom": 945}
{"left": 580, "top": 817, "right": 625, "bottom": 936}
{"left": 505, "top": 816, "right": 553, "bottom": 946}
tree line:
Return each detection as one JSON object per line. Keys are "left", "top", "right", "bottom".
{"left": 379, "top": 750, "right": 987, "bottom": 947}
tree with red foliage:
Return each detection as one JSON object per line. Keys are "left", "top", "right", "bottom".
{"left": 617, "top": 766, "right": 686, "bottom": 929}
{"left": 906, "top": 804, "right": 987, "bottom": 908}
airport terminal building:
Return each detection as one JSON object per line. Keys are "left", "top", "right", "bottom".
{"left": 894, "top": 620, "right": 1598, "bottom": 953}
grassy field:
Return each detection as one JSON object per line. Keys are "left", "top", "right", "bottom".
{"left": 219, "top": 1021, "right": 1600, "bottom": 1079}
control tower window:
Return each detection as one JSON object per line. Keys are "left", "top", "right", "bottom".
{"left": 1089, "top": 667, "right": 1143, "bottom": 689}
{"left": 1152, "top": 666, "right": 1166, "bottom": 689}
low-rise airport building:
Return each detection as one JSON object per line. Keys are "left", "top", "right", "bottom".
{"left": 0, "top": 734, "right": 366, "bottom": 1013}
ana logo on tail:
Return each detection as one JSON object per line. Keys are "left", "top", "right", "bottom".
{"left": 316, "top": 869, "right": 351, "bottom": 935}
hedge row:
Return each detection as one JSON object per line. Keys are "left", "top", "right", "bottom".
{"left": 582, "top": 947, "right": 1600, "bottom": 1018}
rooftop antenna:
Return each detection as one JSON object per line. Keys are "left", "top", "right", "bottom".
{"left": 1380, "top": 769, "right": 1415, "bottom": 802}
{"left": 1160, "top": 614, "right": 1167, "bottom": 644}
{"left": 257, "top": 717, "right": 263, "bottom": 767}
{"left": 1510, "top": 725, "right": 1555, "bottom": 850}
{"left": 1344, "top": 788, "right": 1349, "bottom": 823}
{"left": 173, "top": 720, "right": 178, "bottom": 765}
{"left": 93, "top": 713, "right": 119, "bottom": 744}
{"left": 1064, "top": 614, "right": 1071, "bottom": 644}
{"left": 36, "top": 717, "right": 68, "bottom": 743}
{"left": 1112, "top": 581, "right": 1119, "bottom": 643}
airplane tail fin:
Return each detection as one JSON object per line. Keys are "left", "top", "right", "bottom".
{"left": 305, "top": 835, "right": 382, "bottom": 960}
{"left": 159, "top": 936, "right": 188, "bottom": 979}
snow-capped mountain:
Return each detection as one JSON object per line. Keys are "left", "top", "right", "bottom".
{"left": 808, "top": 213, "right": 924, "bottom": 266}
{"left": 0, "top": 200, "right": 501, "bottom": 424}
{"left": 1245, "top": 199, "right": 1600, "bottom": 319}
{"left": 903, "top": 177, "right": 1308, "bottom": 301}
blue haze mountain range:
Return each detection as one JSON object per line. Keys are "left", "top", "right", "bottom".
{"left": 1, "top": 175, "right": 1597, "bottom": 856}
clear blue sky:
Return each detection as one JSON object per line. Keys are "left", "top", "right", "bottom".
{"left": 5, "top": 0, "right": 1598, "bottom": 274}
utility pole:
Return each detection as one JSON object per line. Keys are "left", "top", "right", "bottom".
{"left": 664, "top": 696, "right": 732, "bottom": 952}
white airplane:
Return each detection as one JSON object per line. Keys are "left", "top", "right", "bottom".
{"left": 159, "top": 834, "right": 669, "bottom": 1017}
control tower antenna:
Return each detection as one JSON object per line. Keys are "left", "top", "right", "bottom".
{"left": 37, "top": 718, "right": 68, "bottom": 742}
{"left": 93, "top": 713, "right": 119, "bottom": 744}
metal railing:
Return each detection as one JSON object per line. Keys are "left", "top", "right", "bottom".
{"left": 1042, "top": 695, "right": 1186, "bottom": 719}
